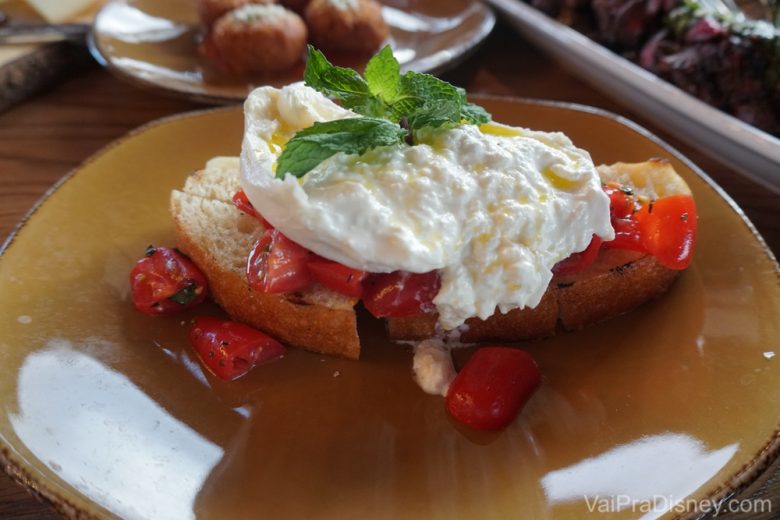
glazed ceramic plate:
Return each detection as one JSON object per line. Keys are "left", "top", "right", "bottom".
{"left": 1, "top": 98, "right": 780, "bottom": 520}
{"left": 87, "top": 0, "right": 495, "bottom": 103}
{"left": 487, "top": 0, "right": 780, "bottom": 193}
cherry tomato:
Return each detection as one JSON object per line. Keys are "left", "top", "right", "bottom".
{"left": 603, "top": 218, "right": 646, "bottom": 252}
{"left": 552, "top": 235, "right": 603, "bottom": 276}
{"left": 232, "top": 190, "right": 260, "bottom": 219}
{"left": 446, "top": 347, "right": 541, "bottom": 430}
{"left": 247, "top": 229, "right": 313, "bottom": 293}
{"left": 129, "top": 246, "right": 208, "bottom": 315}
{"left": 232, "top": 190, "right": 274, "bottom": 228}
{"left": 362, "top": 271, "right": 440, "bottom": 318}
{"left": 190, "top": 316, "right": 285, "bottom": 381}
{"left": 603, "top": 183, "right": 636, "bottom": 219}
{"left": 307, "top": 256, "right": 366, "bottom": 298}
{"left": 634, "top": 194, "right": 697, "bottom": 270}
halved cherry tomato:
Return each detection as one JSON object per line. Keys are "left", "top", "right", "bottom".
{"left": 604, "top": 218, "right": 646, "bottom": 252}
{"left": 552, "top": 235, "right": 603, "bottom": 276}
{"left": 363, "top": 271, "right": 440, "bottom": 318}
{"left": 129, "top": 246, "right": 208, "bottom": 315}
{"left": 446, "top": 347, "right": 541, "bottom": 430}
{"left": 190, "top": 316, "right": 285, "bottom": 381}
{"left": 603, "top": 183, "right": 636, "bottom": 219}
{"left": 246, "top": 229, "right": 312, "bottom": 293}
{"left": 232, "top": 190, "right": 260, "bottom": 219}
{"left": 232, "top": 190, "right": 273, "bottom": 228}
{"left": 308, "top": 256, "right": 366, "bottom": 298}
{"left": 634, "top": 194, "right": 697, "bottom": 270}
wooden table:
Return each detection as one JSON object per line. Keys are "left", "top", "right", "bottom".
{"left": 0, "top": 21, "right": 778, "bottom": 519}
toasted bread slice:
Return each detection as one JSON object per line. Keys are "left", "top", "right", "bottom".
{"left": 172, "top": 157, "right": 688, "bottom": 356}
{"left": 387, "top": 160, "right": 687, "bottom": 342}
{"left": 170, "top": 158, "right": 361, "bottom": 359}
{"left": 386, "top": 249, "right": 679, "bottom": 341}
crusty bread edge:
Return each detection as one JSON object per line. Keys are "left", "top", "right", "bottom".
{"left": 387, "top": 255, "right": 679, "bottom": 342}
{"left": 170, "top": 195, "right": 361, "bottom": 360}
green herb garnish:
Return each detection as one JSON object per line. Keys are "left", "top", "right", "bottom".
{"left": 275, "top": 46, "right": 491, "bottom": 179}
{"left": 169, "top": 282, "right": 201, "bottom": 306}
{"left": 275, "top": 118, "right": 408, "bottom": 178}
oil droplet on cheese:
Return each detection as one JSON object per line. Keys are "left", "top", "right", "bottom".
{"left": 479, "top": 123, "right": 524, "bottom": 137}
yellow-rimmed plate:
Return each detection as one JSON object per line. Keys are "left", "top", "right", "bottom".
{"left": 1, "top": 98, "right": 779, "bottom": 519}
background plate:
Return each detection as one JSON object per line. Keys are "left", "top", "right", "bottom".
{"left": 488, "top": 0, "right": 780, "bottom": 194}
{"left": 1, "top": 98, "right": 780, "bottom": 519}
{"left": 88, "top": 0, "right": 495, "bottom": 104}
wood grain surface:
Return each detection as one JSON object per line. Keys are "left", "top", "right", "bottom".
{"left": 0, "top": 21, "right": 778, "bottom": 519}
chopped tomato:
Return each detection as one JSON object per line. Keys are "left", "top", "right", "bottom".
{"left": 308, "top": 256, "right": 366, "bottom": 298}
{"left": 634, "top": 194, "right": 697, "bottom": 270}
{"left": 246, "top": 229, "right": 312, "bottom": 293}
{"left": 446, "top": 347, "right": 541, "bottom": 430}
{"left": 604, "top": 218, "right": 646, "bottom": 252}
{"left": 603, "top": 183, "right": 636, "bottom": 219}
{"left": 129, "top": 246, "right": 208, "bottom": 315}
{"left": 232, "top": 190, "right": 260, "bottom": 219}
{"left": 552, "top": 235, "right": 603, "bottom": 276}
{"left": 190, "top": 316, "right": 285, "bottom": 381}
{"left": 232, "top": 190, "right": 273, "bottom": 228}
{"left": 362, "top": 271, "right": 440, "bottom": 318}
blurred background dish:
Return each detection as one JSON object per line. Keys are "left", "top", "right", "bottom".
{"left": 88, "top": 0, "right": 495, "bottom": 103}
{"left": 488, "top": 0, "right": 780, "bottom": 193}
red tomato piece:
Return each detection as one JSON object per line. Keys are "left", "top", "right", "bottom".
{"left": 603, "top": 218, "right": 646, "bottom": 252}
{"left": 603, "top": 183, "right": 636, "bottom": 219}
{"left": 307, "top": 256, "right": 366, "bottom": 298}
{"left": 190, "top": 316, "right": 285, "bottom": 381}
{"left": 362, "top": 271, "right": 440, "bottom": 318}
{"left": 552, "top": 235, "right": 603, "bottom": 276}
{"left": 634, "top": 194, "right": 697, "bottom": 270}
{"left": 246, "top": 229, "right": 313, "bottom": 293}
{"left": 232, "top": 190, "right": 260, "bottom": 219}
{"left": 232, "top": 190, "right": 274, "bottom": 228}
{"left": 446, "top": 347, "right": 541, "bottom": 431}
{"left": 129, "top": 246, "right": 208, "bottom": 315}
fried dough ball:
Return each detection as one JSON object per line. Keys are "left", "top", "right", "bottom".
{"left": 198, "top": 0, "right": 276, "bottom": 27}
{"left": 305, "top": 0, "right": 389, "bottom": 54}
{"left": 210, "top": 4, "right": 307, "bottom": 74}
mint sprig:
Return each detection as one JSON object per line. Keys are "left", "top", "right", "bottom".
{"left": 276, "top": 46, "right": 491, "bottom": 179}
{"left": 275, "top": 118, "right": 407, "bottom": 178}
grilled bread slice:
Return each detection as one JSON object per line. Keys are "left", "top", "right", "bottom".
{"left": 387, "top": 159, "right": 688, "bottom": 341}
{"left": 387, "top": 249, "right": 678, "bottom": 341}
{"left": 170, "top": 157, "right": 361, "bottom": 359}
{"left": 171, "top": 157, "right": 688, "bottom": 357}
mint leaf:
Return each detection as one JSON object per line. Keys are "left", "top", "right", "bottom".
{"left": 460, "top": 102, "right": 491, "bottom": 125}
{"left": 276, "top": 118, "right": 407, "bottom": 178}
{"left": 364, "top": 45, "right": 400, "bottom": 101}
{"left": 400, "top": 71, "right": 462, "bottom": 105}
{"left": 303, "top": 47, "right": 371, "bottom": 109}
{"left": 407, "top": 99, "right": 461, "bottom": 130}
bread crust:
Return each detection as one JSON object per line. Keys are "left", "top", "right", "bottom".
{"left": 171, "top": 187, "right": 361, "bottom": 360}
{"left": 387, "top": 285, "right": 559, "bottom": 342}
{"left": 556, "top": 251, "right": 679, "bottom": 331}
{"left": 387, "top": 250, "right": 679, "bottom": 341}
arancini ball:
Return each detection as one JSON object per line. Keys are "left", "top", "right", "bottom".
{"left": 210, "top": 4, "right": 308, "bottom": 74}
{"left": 305, "top": 0, "right": 389, "bottom": 54}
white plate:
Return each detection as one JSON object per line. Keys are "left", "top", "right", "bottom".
{"left": 488, "top": 0, "right": 780, "bottom": 192}
{"left": 88, "top": 0, "right": 495, "bottom": 104}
